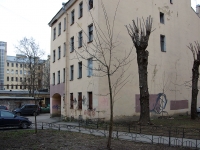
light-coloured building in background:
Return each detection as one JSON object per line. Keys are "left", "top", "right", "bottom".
{"left": 49, "top": 0, "right": 200, "bottom": 121}
{"left": 0, "top": 41, "right": 7, "bottom": 90}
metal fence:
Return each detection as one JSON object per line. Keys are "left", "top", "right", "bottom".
{"left": 32, "top": 121, "right": 200, "bottom": 149}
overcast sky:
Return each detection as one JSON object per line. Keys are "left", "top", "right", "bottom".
{"left": 0, "top": 0, "right": 199, "bottom": 59}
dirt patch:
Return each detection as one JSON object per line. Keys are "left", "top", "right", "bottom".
{"left": 0, "top": 129, "right": 188, "bottom": 150}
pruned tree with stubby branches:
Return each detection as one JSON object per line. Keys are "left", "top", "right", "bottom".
{"left": 74, "top": 1, "right": 132, "bottom": 149}
{"left": 126, "top": 16, "right": 153, "bottom": 125}
{"left": 187, "top": 41, "right": 200, "bottom": 120}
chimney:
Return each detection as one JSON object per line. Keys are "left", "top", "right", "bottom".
{"left": 196, "top": 5, "right": 200, "bottom": 17}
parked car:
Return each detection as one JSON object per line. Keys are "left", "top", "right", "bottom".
{"left": 0, "top": 105, "right": 8, "bottom": 110}
{"left": 13, "top": 104, "right": 40, "bottom": 116}
{"left": 0, "top": 110, "right": 32, "bottom": 129}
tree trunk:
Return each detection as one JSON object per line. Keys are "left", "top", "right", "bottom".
{"left": 137, "top": 49, "right": 150, "bottom": 124}
{"left": 191, "top": 60, "right": 199, "bottom": 120}
{"left": 107, "top": 71, "right": 113, "bottom": 149}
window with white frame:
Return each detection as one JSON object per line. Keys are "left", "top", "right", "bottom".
{"left": 70, "top": 65, "right": 74, "bottom": 80}
{"left": 53, "top": 27, "right": 56, "bottom": 40}
{"left": 71, "top": 10, "right": 75, "bottom": 25}
{"left": 70, "top": 37, "right": 74, "bottom": 52}
{"left": 16, "top": 70, "right": 18, "bottom": 74}
{"left": 79, "top": 2, "right": 83, "bottom": 18}
{"left": 11, "top": 69, "right": 14, "bottom": 74}
{"left": 58, "top": 46, "right": 61, "bottom": 59}
{"left": 20, "top": 77, "right": 22, "bottom": 82}
{"left": 89, "top": 0, "right": 93, "bottom": 10}
{"left": 78, "top": 61, "right": 82, "bottom": 78}
{"left": 63, "top": 68, "right": 65, "bottom": 83}
{"left": 58, "top": 22, "right": 61, "bottom": 36}
{"left": 78, "top": 31, "right": 83, "bottom": 47}
{"left": 20, "top": 70, "right": 22, "bottom": 74}
{"left": 16, "top": 77, "right": 18, "bottom": 82}
{"left": 53, "top": 73, "right": 55, "bottom": 85}
{"left": 7, "top": 77, "right": 9, "bottom": 81}
{"left": 11, "top": 77, "right": 14, "bottom": 81}
{"left": 7, "top": 63, "right": 9, "bottom": 67}
{"left": 7, "top": 69, "right": 9, "bottom": 74}
{"left": 53, "top": 50, "right": 56, "bottom": 62}
{"left": 58, "top": 70, "right": 60, "bottom": 84}
{"left": 11, "top": 63, "right": 14, "bottom": 67}
{"left": 16, "top": 63, "right": 18, "bottom": 67}
{"left": 63, "top": 42, "right": 66, "bottom": 56}
{"left": 87, "top": 58, "right": 93, "bottom": 77}
{"left": 64, "top": 18, "right": 66, "bottom": 31}
{"left": 88, "top": 24, "right": 93, "bottom": 42}
{"left": 160, "top": 35, "right": 166, "bottom": 52}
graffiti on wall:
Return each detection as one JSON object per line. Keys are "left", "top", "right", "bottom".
{"left": 84, "top": 108, "right": 96, "bottom": 117}
{"left": 150, "top": 93, "right": 168, "bottom": 114}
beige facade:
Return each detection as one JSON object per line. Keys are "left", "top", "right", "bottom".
{"left": 4, "top": 54, "right": 45, "bottom": 91}
{"left": 49, "top": 0, "right": 200, "bottom": 120}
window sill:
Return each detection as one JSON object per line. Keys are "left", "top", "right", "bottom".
{"left": 70, "top": 50, "right": 74, "bottom": 53}
{"left": 70, "top": 79, "right": 73, "bottom": 81}
{"left": 53, "top": 61, "right": 55, "bottom": 63}
{"left": 70, "top": 23, "right": 74, "bottom": 26}
{"left": 87, "top": 75, "right": 92, "bottom": 78}
{"left": 78, "top": 45, "right": 82, "bottom": 49}
{"left": 58, "top": 58, "right": 60, "bottom": 60}
{"left": 78, "top": 16, "right": 82, "bottom": 19}
{"left": 57, "top": 83, "right": 60, "bottom": 85}
{"left": 88, "top": 40, "right": 93, "bottom": 44}
{"left": 70, "top": 108, "right": 74, "bottom": 109}
{"left": 64, "top": 29, "right": 66, "bottom": 32}
{"left": 58, "top": 34, "right": 61, "bottom": 36}
{"left": 77, "top": 77, "right": 82, "bottom": 79}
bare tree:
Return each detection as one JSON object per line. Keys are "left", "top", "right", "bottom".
{"left": 74, "top": 1, "right": 132, "bottom": 149}
{"left": 15, "top": 37, "right": 45, "bottom": 96}
{"left": 126, "top": 17, "right": 153, "bottom": 125}
{"left": 187, "top": 41, "right": 200, "bottom": 120}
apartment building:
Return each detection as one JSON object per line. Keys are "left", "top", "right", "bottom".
{"left": 0, "top": 41, "right": 7, "bottom": 90}
{"left": 5, "top": 54, "right": 45, "bottom": 91}
{"left": 49, "top": 0, "right": 200, "bottom": 120}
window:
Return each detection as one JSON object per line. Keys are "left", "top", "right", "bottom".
{"left": 7, "top": 62, "right": 9, "bottom": 67}
{"left": 53, "top": 50, "right": 56, "bottom": 62}
{"left": 71, "top": 10, "right": 75, "bottom": 25}
{"left": 70, "top": 93, "right": 73, "bottom": 109}
{"left": 78, "top": 31, "right": 83, "bottom": 48}
{"left": 170, "top": 0, "right": 173, "bottom": 4}
{"left": 16, "top": 70, "right": 18, "bottom": 74}
{"left": 53, "top": 27, "right": 56, "bottom": 40}
{"left": 20, "top": 70, "right": 22, "bottom": 74}
{"left": 24, "top": 64, "right": 27, "bottom": 68}
{"left": 64, "top": 18, "right": 66, "bottom": 31}
{"left": 63, "top": 68, "right": 65, "bottom": 83}
{"left": 70, "top": 65, "right": 74, "bottom": 81}
{"left": 16, "top": 63, "right": 18, "bottom": 67}
{"left": 38, "top": 66, "right": 40, "bottom": 70}
{"left": 20, "top": 85, "right": 22, "bottom": 89}
{"left": 7, "top": 69, "right": 9, "bottom": 74}
{"left": 24, "top": 85, "right": 26, "bottom": 89}
{"left": 7, "top": 84, "right": 9, "bottom": 89}
{"left": 11, "top": 69, "right": 14, "bottom": 74}
{"left": 88, "top": 92, "right": 93, "bottom": 109}
{"left": 16, "top": 77, "right": 18, "bottom": 82}
{"left": 79, "top": 2, "right": 83, "bottom": 18}
{"left": 88, "top": 24, "right": 93, "bottom": 42}
{"left": 63, "top": 42, "right": 66, "bottom": 56}
{"left": 160, "top": 12, "right": 164, "bottom": 24}
{"left": 70, "top": 37, "right": 74, "bottom": 52}
{"left": 11, "top": 77, "right": 14, "bottom": 81}
{"left": 11, "top": 85, "right": 13, "bottom": 89}
{"left": 11, "top": 63, "right": 14, "bottom": 67}
{"left": 58, "top": 70, "right": 60, "bottom": 84}
{"left": 53, "top": 73, "right": 55, "bottom": 85}
{"left": 89, "top": 0, "right": 93, "bottom": 10}
{"left": 20, "top": 77, "right": 22, "bottom": 82}
{"left": 58, "top": 46, "right": 61, "bottom": 59}
{"left": 20, "top": 64, "right": 22, "bottom": 68}
{"left": 7, "top": 77, "right": 9, "bottom": 81}
{"left": 1, "top": 111, "right": 14, "bottom": 117}
{"left": 58, "top": 22, "right": 61, "bottom": 36}
{"left": 160, "top": 35, "right": 166, "bottom": 52}
{"left": 15, "top": 85, "right": 18, "bottom": 89}
{"left": 87, "top": 58, "right": 93, "bottom": 77}
{"left": 78, "top": 62, "right": 82, "bottom": 78}
{"left": 24, "top": 78, "right": 26, "bottom": 82}
{"left": 78, "top": 92, "right": 82, "bottom": 109}
{"left": 24, "top": 70, "right": 26, "bottom": 74}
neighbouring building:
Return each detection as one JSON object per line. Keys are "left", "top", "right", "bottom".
{"left": 48, "top": 0, "right": 200, "bottom": 121}
{"left": 4, "top": 54, "right": 46, "bottom": 91}
{"left": 0, "top": 41, "right": 7, "bottom": 90}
